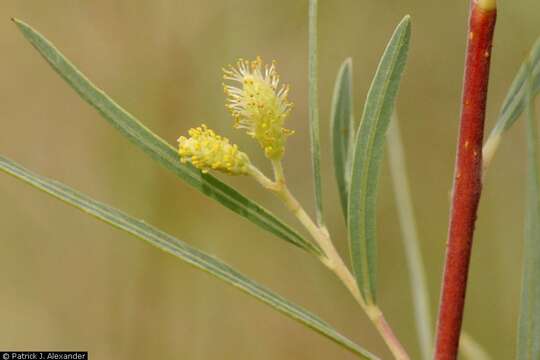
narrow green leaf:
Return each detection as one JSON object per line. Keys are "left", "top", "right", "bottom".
{"left": 308, "top": 0, "right": 324, "bottom": 225}
{"left": 460, "top": 332, "right": 492, "bottom": 360}
{"left": 485, "top": 37, "right": 540, "bottom": 140}
{"left": 12, "top": 18, "right": 320, "bottom": 256}
{"left": 516, "top": 60, "right": 540, "bottom": 360}
{"left": 387, "top": 113, "right": 432, "bottom": 360}
{"left": 331, "top": 58, "right": 355, "bottom": 221}
{"left": 0, "top": 155, "right": 377, "bottom": 360}
{"left": 347, "top": 16, "right": 411, "bottom": 304}
{"left": 388, "top": 113, "right": 491, "bottom": 360}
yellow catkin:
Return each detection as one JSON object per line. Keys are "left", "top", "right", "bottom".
{"left": 177, "top": 125, "right": 250, "bottom": 175}
{"left": 223, "top": 57, "right": 293, "bottom": 159}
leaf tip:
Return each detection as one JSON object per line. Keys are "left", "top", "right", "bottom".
{"left": 11, "top": 17, "right": 21, "bottom": 29}
{"left": 11, "top": 17, "right": 27, "bottom": 33}
{"left": 398, "top": 15, "right": 412, "bottom": 42}
{"left": 340, "top": 57, "right": 353, "bottom": 76}
{"left": 400, "top": 15, "right": 412, "bottom": 31}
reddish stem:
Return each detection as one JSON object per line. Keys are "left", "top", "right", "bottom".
{"left": 434, "top": 2, "right": 496, "bottom": 359}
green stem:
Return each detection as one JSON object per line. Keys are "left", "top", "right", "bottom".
{"left": 248, "top": 163, "right": 409, "bottom": 360}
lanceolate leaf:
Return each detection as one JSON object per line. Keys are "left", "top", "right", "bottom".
{"left": 308, "top": 0, "right": 324, "bottom": 226}
{"left": 516, "top": 61, "right": 540, "bottom": 360}
{"left": 387, "top": 114, "right": 432, "bottom": 360}
{"left": 347, "top": 16, "right": 411, "bottom": 303}
{"left": 0, "top": 155, "right": 377, "bottom": 360}
{"left": 331, "top": 58, "right": 355, "bottom": 221}
{"left": 486, "top": 37, "right": 540, "bottom": 139}
{"left": 12, "top": 18, "right": 320, "bottom": 256}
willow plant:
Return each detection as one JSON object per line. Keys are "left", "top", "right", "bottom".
{"left": 3, "top": 0, "right": 540, "bottom": 359}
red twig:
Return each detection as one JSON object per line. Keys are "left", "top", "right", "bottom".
{"left": 434, "top": 1, "right": 497, "bottom": 359}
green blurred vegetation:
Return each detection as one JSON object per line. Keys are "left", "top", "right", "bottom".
{"left": 1, "top": 1, "right": 539, "bottom": 359}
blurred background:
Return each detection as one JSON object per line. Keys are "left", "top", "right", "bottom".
{"left": 1, "top": 1, "right": 539, "bottom": 359}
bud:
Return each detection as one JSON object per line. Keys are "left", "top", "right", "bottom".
{"left": 223, "top": 57, "right": 293, "bottom": 159}
{"left": 178, "top": 125, "right": 250, "bottom": 175}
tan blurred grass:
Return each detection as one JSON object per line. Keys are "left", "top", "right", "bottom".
{"left": 1, "top": 1, "right": 539, "bottom": 359}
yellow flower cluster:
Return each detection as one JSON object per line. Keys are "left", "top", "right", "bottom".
{"left": 178, "top": 125, "right": 250, "bottom": 175}
{"left": 223, "top": 57, "right": 293, "bottom": 159}
{"left": 177, "top": 57, "right": 293, "bottom": 174}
